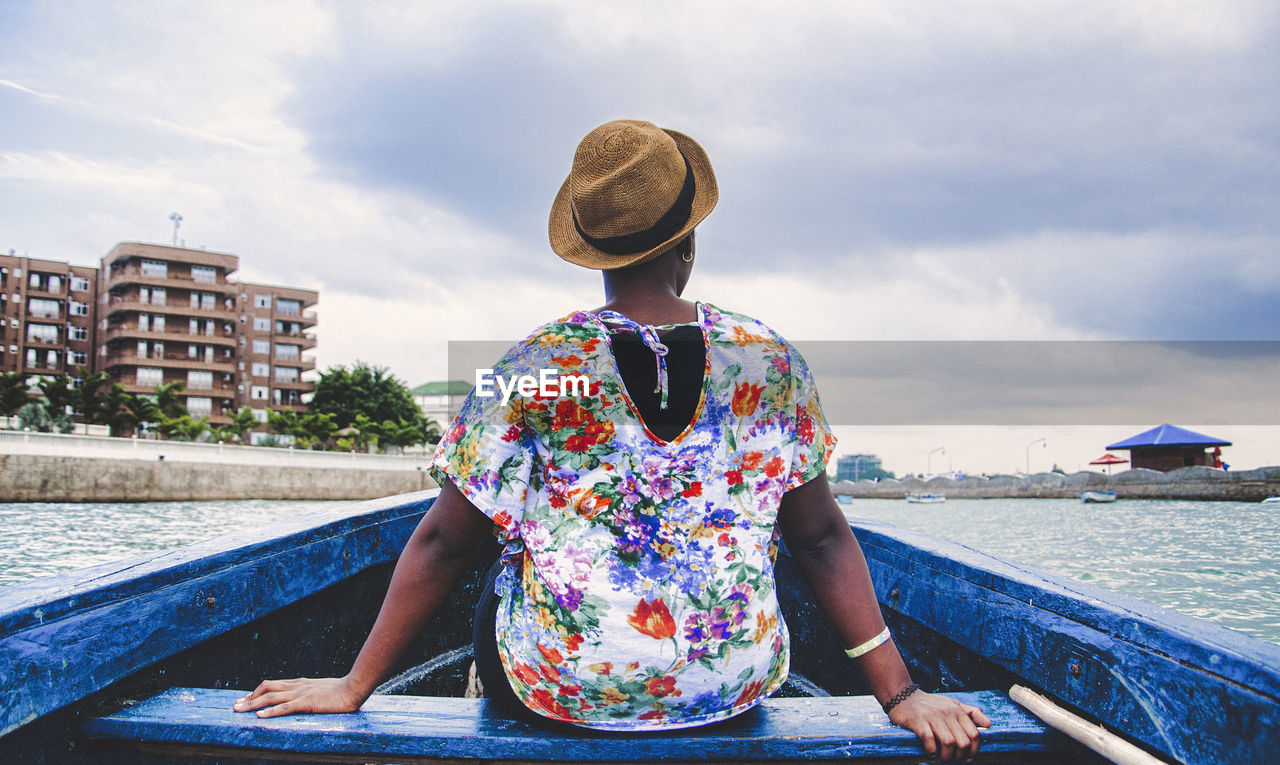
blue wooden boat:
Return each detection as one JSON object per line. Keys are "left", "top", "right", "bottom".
{"left": 1, "top": 490, "right": 1277, "bottom": 763}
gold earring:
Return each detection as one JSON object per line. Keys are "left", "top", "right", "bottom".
{"left": 682, "top": 250, "right": 694, "bottom": 263}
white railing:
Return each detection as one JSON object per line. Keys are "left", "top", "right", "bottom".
{"left": 0, "top": 429, "right": 434, "bottom": 472}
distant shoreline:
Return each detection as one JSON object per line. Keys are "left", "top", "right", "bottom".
{"left": 833, "top": 465, "right": 1280, "bottom": 501}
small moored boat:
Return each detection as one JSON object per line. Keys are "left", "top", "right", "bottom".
{"left": 905, "top": 492, "right": 946, "bottom": 503}
{"left": 1079, "top": 490, "right": 1118, "bottom": 503}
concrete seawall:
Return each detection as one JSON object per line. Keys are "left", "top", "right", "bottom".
{"left": 834, "top": 466, "right": 1280, "bottom": 502}
{"left": 0, "top": 454, "right": 437, "bottom": 502}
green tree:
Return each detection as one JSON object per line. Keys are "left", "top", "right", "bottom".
{"left": 17, "top": 402, "right": 53, "bottom": 432}
{"left": 159, "top": 414, "right": 209, "bottom": 441}
{"left": 214, "top": 406, "right": 259, "bottom": 443}
{"left": 128, "top": 393, "right": 163, "bottom": 436}
{"left": 38, "top": 376, "right": 77, "bottom": 419}
{"left": 300, "top": 411, "right": 338, "bottom": 446}
{"left": 312, "top": 362, "right": 422, "bottom": 429}
{"left": 101, "top": 383, "right": 139, "bottom": 437}
{"left": 73, "top": 368, "right": 113, "bottom": 434}
{"left": 1, "top": 372, "right": 34, "bottom": 421}
{"left": 154, "top": 381, "right": 188, "bottom": 421}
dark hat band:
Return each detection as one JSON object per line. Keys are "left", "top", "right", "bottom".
{"left": 571, "top": 154, "right": 696, "bottom": 256}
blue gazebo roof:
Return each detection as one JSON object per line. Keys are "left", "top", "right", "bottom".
{"left": 1106, "top": 424, "right": 1231, "bottom": 450}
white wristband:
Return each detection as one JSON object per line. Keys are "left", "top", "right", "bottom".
{"left": 844, "top": 627, "right": 890, "bottom": 659}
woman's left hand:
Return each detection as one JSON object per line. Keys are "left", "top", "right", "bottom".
{"left": 887, "top": 690, "right": 991, "bottom": 762}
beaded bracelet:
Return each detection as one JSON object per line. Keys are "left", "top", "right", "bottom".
{"left": 843, "top": 626, "right": 891, "bottom": 659}
{"left": 882, "top": 682, "right": 920, "bottom": 714}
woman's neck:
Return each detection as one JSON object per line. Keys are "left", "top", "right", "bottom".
{"left": 592, "top": 245, "right": 697, "bottom": 325}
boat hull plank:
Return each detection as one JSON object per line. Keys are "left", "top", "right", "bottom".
{"left": 82, "top": 687, "right": 1068, "bottom": 763}
{"left": 0, "top": 494, "right": 437, "bottom": 740}
{"left": 849, "top": 518, "right": 1280, "bottom": 764}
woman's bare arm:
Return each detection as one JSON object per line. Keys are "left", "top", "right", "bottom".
{"left": 778, "top": 473, "right": 991, "bottom": 762}
{"left": 234, "top": 479, "right": 495, "bottom": 718}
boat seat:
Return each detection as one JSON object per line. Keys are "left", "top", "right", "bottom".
{"left": 82, "top": 687, "right": 1071, "bottom": 762}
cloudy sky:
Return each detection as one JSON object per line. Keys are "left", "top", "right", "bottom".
{"left": 3, "top": 1, "right": 1278, "bottom": 472}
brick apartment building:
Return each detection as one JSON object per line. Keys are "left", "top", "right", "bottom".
{"left": 2, "top": 243, "right": 317, "bottom": 439}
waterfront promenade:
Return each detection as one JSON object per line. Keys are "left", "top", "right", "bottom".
{"left": 0, "top": 431, "right": 436, "bottom": 502}
{"left": 834, "top": 465, "right": 1280, "bottom": 502}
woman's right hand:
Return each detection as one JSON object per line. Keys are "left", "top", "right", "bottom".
{"left": 232, "top": 676, "right": 367, "bottom": 718}
{"left": 888, "top": 689, "right": 990, "bottom": 762}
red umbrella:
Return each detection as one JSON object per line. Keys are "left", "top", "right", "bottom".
{"left": 1089, "top": 453, "right": 1128, "bottom": 475}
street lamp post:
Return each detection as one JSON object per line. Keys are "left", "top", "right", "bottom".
{"left": 1026, "top": 437, "right": 1047, "bottom": 474}
{"left": 927, "top": 446, "right": 945, "bottom": 476}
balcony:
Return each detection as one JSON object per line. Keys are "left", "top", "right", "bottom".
{"left": 22, "top": 359, "right": 64, "bottom": 374}
{"left": 25, "top": 283, "right": 65, "bottom": 298}
{"left": 113, "top": 380, "right": 239, "bottom": 397}
{"left": 105, "top": 296, "right": 237, "bottom": 321}
{"left": 25, "top": 334, "right": 62, "bottom": 346}
{"left": 271, "top": 378, "right": 313, "bottom": 390}
{"left": 103, "top": 323, "right": 237, "bottom": 348}
{"left": 271, "top": 357, "right": 316, "bottom": 372}
{"left": 102, "top": 350, "right": 236, "bottom": 375}
{"left": 104, "top": 265, "right": 235, "bottom": 294}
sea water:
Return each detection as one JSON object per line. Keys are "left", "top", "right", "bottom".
{"left": 0, "top": 499, "right": 346, "bottom": 585}
{"left": 843, "top": 497, "right": 1279, "bottom": 644}
{"left": 0, "top": 497, "right": 1275, "bottom": 644}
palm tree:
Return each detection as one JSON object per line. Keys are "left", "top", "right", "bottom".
{"left": 0, "top": 372, "right": 33, "bottom": 425}
{"left": 73, "top": 368, "right": 112, "bottom": 434}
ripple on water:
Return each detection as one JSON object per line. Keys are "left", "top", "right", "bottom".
{"left": 0, "top": 500, "right": 348, "bottom": 586}
{"left": 844, "top": 497, "right": 1279, "bottom": 644}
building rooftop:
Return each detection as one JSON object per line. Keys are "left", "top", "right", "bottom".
{"left": 1106, "top": 424, "right": 1231, "bottom": 449}
{"left": 411, "top": 380, "right": 473, "bottom": 396}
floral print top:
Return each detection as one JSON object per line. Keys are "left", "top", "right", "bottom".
{"left": 430, "top": 302, "right": 835, "bottom": 730}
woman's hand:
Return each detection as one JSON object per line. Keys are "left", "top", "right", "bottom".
{"left": 888, "top": 690, "right": 991, "bottom": 762}
{"left": 232, "top": 676, "right": 366, "bottom": 718}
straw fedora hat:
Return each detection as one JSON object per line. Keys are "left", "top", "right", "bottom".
{"left": 549, "top": 120, "right": 718, "bottom": 270}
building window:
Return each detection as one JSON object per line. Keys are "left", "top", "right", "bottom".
{"left": 201, "top": 292, "right": 214, "bottom": 310}
{"left": 253, "top": 317, "right": 270, "bottom": 331}
{"left": 275, "top": 344, "right": 299, "bottom": 361}
{"left": 191, "top": 265, "right": 216, "bottom": 284}
{"left": 48, "top": 275, "right": 62, "bottom": 293}
{"left": 254, "top": 294, "right": 271, "bottom": 309}
{"left": 137, "top": 367, "right": 164, "bottom": 387}
{"left": 276, "top": 298, "right": 300, "bottom": 316}
{"left": 70, "top": 301, "right": 89, "bottom": 316}
{"left": 274, "top": 366, "right": 299, "bottom": 383}
{"left": 26, "top": 324, "right": 59, "bottom": 343}
{"left": 71, "top": 276, "right": 90, "bottom": 292}
{"left": 186, "top": 397, "right": 213, "bottom": 416}
{"left": 29, "top": 273, "right": 40, "bottom": 289}
{"left": 27, "top": 298, "right": 60, "bottom": 318}
{"left": 141, "top": 259, "right": 168, "bottom": 278}
{"left": 68, "top": 326, "right": 88, "bottom": 341}
{"left": 252, "top": 362, "right": 269, "bottom": 377}
{"left": 251, "top": 385, "right": 269, "bottom": 400}
{"left": 251, "top": 408, "right": 269, "bottom": 423}
{"left": 187, "top": 370, "right": 213, "bottom": 390}
{"left": 69, "top": 351, "right": 87, "bottom": 366}
{"left": 252, "top": 339, "right": 270, "bottom": 354}
{"left": 26, "top": 349, "right": 37, "bottom": 368}
{"left": 151, "top": 287, "right": 166, "bottom": 306}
